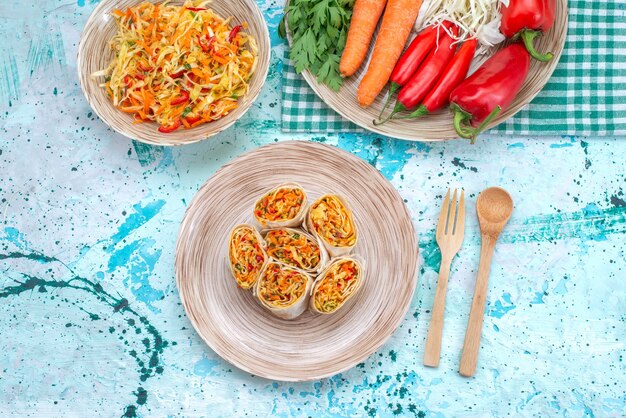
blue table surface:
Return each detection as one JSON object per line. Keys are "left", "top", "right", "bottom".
{"left": 1, "top": 1, "right": 625, "bottom": 417}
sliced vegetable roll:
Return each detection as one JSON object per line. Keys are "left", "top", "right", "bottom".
{"left": 263, "top": 228, "right": 328, "bottom": 273}
{"left": 256, "top": 262, "right": 312, "bottom": 320}
{"left": 306, "top": 194, "right": 358, "bottom": 257}
{"left": 228, "top": 224, "right": 268, "bottom": 290}
{"left": 254, "top": 183, "right": 307, "bottom": 228}
{"left": 310, "top": 257, "right": 363, "bottom": 315}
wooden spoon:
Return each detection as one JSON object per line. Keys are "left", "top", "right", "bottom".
{"left": 459, "top": 187, "right": 513, "bottom": 377}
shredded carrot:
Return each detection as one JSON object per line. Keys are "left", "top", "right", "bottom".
{"left": 213, "top": 55, "right": 230, "bottom": 65}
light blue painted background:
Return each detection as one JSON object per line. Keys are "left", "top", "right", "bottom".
{"left": 1, "top": 1, "right": 625, "bottom": 417}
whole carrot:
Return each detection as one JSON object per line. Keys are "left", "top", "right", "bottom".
{"left": 357, "top": 0, "right": 423, "bottom": 107}
{"left": 340, "top": 0, "right": 388, "bottom": 77}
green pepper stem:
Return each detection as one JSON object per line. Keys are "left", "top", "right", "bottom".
{"left": 373, "top": 102, "right": 406, "bottom": 126}
{"left": 392, "top": 105, "right": 429, "bottom": 120}
{"left": 378, "top": 83, "right": 400, "bottom": 120}
{"left": 451, "top": 104, "right": 501, "bottom": 143}
{"left": 470, "top": 106, "right": 502, "bottom": 144}
{"left": 520, "top": 29, "right": 554, "bottom": 62}
{"left": 451, "top": 104, "right": 475, "bottom": 139}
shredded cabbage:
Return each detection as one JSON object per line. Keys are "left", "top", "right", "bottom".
{"left": 414, "top": 0, "right": 507, "bottom": 56}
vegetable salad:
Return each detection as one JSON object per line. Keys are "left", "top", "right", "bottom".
{"left": 93, "top": 1, "right": 258, "bottom": 133}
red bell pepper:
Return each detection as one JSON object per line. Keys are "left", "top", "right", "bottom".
{"left": 228, "top": 25, "right": 243, "bottom": 43}
{"left": 138, "top": 62, "right": 152, "bottom": 72}
{"left": 396, "top": 38, "right": 477, "bottom": 120}
{"left": 170, "top": 69, "right": 187, "bottom": 79}
{"left": 378, "top": 23, "right": 456, "bottom": 118}
{"left": 185, "top": 114, "right": 203, "bottom": 125}
{"left": 449, "top": 43, "right": 530, "bottom": 143}
{"left": 197, "top": 34, "right": 215, "bottom": 52}
{"left": 375, "top": 24, "right": 459, "bottom": 124}
{"left": 158, "top": 118, "right": 182, "bottom": 133}
{"left": 186, "top": 7, "right": 206, "bottom": 12}
{"left": 500, "top": 0, "right": 556, "bottom": 62}
{"left": 390, "top": 25, "right": 439, "bottom": 88}
{"left": 170, "top": 90, "right": 190, "bottom": 106}
{"left": 378, "top": 24, "right": 440, "bottom": 115}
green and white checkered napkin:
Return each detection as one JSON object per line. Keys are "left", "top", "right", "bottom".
{"left": 281, "top": 0, "right": 626, "bottom": 136}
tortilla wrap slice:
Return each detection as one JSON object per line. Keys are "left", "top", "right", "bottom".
{"left": 255, "top": 261, "right": 313, "bottom": 320}
{"left": 309, "top": 256, "right": 364, "bottom": 315}
{"left": 228, "top": 224, "right": 268, "bottom": 290}
{"left": 262, "top": 227, "right": 329, "bottom": 274}
{"left": 253, "top": 183, "right": 307, "bottom": 228}
{"left": 306, "top": 194, "right": 357, "bottom": 257}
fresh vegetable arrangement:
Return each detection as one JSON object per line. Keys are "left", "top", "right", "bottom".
{"left": 376, "top": 23, "right": 459, "bottom": 124}
{"left": 278, "top": 0, "right": 355, "bottom": 91}
{"left": 398, "top": 38, "right": 478, "bottom": 120}
{"left": 92, "top": 1, "right": 258, "bottom": 133}
{"left": 414, "top": 0, "right": 506, "bottom": 56}
{"left": 383, "top": 25, "right": 438, "bottom": 107}
{"left": 281, "top": 0, "right": 559, "bottom": 141}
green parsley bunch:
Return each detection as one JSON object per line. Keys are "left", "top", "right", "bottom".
{"left": 279, "top": 0, "right": 355, "bottom": 91}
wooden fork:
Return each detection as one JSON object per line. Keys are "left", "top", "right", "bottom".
{"left": 423, "top": 189, "right": 466, "bottom": 368}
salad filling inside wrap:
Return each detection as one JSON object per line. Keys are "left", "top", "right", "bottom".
{"left": 311, "top": 258, "right": 362, "bottom": 314}
{"left": 264, "top": 228, "right": 324, "bottom": 272}
{"left": 228, "top": 225, "right": 267, "bottom": 289}
{"left": 308, "top": 194, "right": 357, "bottom": 253}
{"left": 256, "top": 262, "right": 311, "bottom": 319}
{"left": 254, "top": 184, "right": 306, "bottom": 227}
